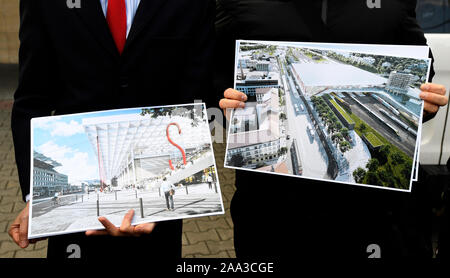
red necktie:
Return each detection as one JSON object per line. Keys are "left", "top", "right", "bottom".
{"left": 106, "top": 0, "right": 127, "bottom": 54}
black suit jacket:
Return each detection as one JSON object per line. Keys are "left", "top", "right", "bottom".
{"left": 13, "top": 0, "right": 216, "bottom": 202}
{"left": 12, "top": 0, "right": 215, "bottom": 261}
{"left": 217, "top": 0, "right": 436, "bottom": 258}
{"left": 214, "top": 0, "right": 325, "bottom": 99}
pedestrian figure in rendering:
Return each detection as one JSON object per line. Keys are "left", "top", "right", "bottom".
{"left": 160, "top": 177, "right": 176, "bottom": 211}
{"left": 207, "top": 175, "right": 213, "bottom": 190}
{"left": 52, "top": 192, "right": 59, "bottom": 206}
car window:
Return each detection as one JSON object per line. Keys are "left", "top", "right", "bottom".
{"left": 416, "top": 0, "right": 450, "bottom": 33}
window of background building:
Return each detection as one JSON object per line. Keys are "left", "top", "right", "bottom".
{"left": 416, "top": 0, "right": 450, "bottom": 33}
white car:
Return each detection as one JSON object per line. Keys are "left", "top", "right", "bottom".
{"left": 416, "top": 1, "right": 450, "bottom": 166}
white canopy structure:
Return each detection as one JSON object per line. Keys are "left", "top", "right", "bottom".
{"left": 81, "top": 108, "right": 212, "bottom": 189}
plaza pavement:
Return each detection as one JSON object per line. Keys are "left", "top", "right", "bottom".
{"left": 0, "top": 64, "right": 237, "bottom": 258}
{"left": 30, "top": 183, "right": 223, "bottom": 237}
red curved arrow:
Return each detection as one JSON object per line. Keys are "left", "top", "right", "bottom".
{"left": 166, "top": 123, "right": 187, "bottom": 170}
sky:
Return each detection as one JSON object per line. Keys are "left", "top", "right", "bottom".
{"left": 31, "top": 105, "right": 205, "bottom": 185}
{"left": 32, "top": 108, "right": 143, "bottom": 184}
{"left": 239, "top": 40, "right": 430, "bottom": 59}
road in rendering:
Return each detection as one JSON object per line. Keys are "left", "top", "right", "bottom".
{"left": 281, "top": 60, "right": 329, "bottom": 179}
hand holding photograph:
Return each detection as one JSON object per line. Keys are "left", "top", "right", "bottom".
{"left": 225, "top": 40, "right": 431, "bottom": 192}
{"left": 29, "top": 103, "right": 223, "bottom": 239}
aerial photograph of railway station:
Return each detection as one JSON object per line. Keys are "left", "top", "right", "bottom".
{"left": 225, "top": 41, "right": 431, "bottom": 191}
{"left": 29, "top": 104, "right": 223, "bottom": 238}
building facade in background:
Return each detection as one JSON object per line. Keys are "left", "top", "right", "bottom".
{"left": 33, "top": 152, "right": 69, "bottom": 198}
{"left": 386, "top": 71, "right": 413, "bottom": 94}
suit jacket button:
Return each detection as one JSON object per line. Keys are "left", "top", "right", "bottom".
{"left": 120, "top": 76, "right": 129, "bottom": 88}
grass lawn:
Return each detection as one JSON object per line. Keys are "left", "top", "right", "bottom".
{"left": 330, "top": 98, "right": 355, "bottom": 125}
{"left": 364, "top": 132, "right": 383, "bottom": 148}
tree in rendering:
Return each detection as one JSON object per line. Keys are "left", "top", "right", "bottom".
{"left": 366, "top": 171, "right": 382, "bottom": 186}
{"left": 331, "top": 132, "right": 343, "bottom": 146}
{"left": 353, "top": 167, "right": 366, "bottom": 183}
{"left": 229, "top": 153, "right": 245, "bottom": 167}
{"left": 335, "top": 121, "right": 343, "bottom": 131}
{"left": 278, "top": 147, "right": 288, "bottom": 156}
{"left": 377, "top": 169, "right": 395, "bottom": 187}
{"left": 359, "top": 123, "right": 367, "bottom": 134}
{"left": 366, "top": 158, "right": 380, "bottom": 172}
{"left": 377, "top": 145, "right": 391, "bottom": 165}
{"left": 401, "top": 166, "right": 412, "bottom": 180}
{"left": 339, "top": 141, "right": 351, "bottom": 153}
{"left": 391, "top": 151, "right": 405, "bottom": 165}
{"left": 341, "top": 127, "right": 349, "bottom": 139}
{"left": 327, "top": 122, "right": 336, "bottom": 134}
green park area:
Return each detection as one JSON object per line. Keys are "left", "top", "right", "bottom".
{"left": 364, "top": 132, "right": 383, "bottom": 148}
{"left": 312, "top": 94, "right": 412, "bottom": 189}
{"left": 350, "top": 113, "right": 413, "bottom": 190}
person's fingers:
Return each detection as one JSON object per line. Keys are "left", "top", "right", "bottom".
{"left": 222, "top": 107, "right": 232, "bottom": 122}
{"left": 18, "top": 212, "right": 29, "bottom": 248}
{"left": 85, "top": 229, "right": 110, "bottom": 236}
{"left": 134, "top": 223, "right": 156, "bottom": 235}
{"left": 8, "top": 221, "right": 20, "bottom": 246}
{"left": 420, "top": 91, "right": 449, "bottom": 107}
{"left": 119, "top": 210, "right": 135, "bottom": 234}
{"left": 423, "top": 101, "right": 439, "bottom": 114}
{"left": 98, "top": 217, "right": 121, "bottom": 236}
{"left": 219, "top": 99, "right": 245, "bottom": 110}
{"left": 29, "top": 237, "right": 47, "bottom": 244}
{"left": 224, "top": 88, "right": 247, "bottom": 101}
{"left": 421, "top": 83, "right": 447, "bottom": 96}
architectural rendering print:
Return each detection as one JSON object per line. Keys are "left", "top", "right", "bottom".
{"left": 225, "top": 41, "right": 431, "bottom": 191}
{"left": 29, "top": 104, "right": 223, "bottom": 238}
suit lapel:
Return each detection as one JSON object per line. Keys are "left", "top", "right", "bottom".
{"left": 123, "top": 0, "right": 168, "bottom": 53}
{"left": 73, "top": 0, "right": 120, "bottom": 59}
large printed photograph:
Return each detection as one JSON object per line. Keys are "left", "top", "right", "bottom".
{"left": 29, "top": 104, "right": 223, "bottom": 238}
{"left": 225, "top": 41, "right": 431, "bottom": 192}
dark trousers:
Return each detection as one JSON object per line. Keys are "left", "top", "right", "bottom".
{"left": 231, "top": 171, "right": 433, "bottom": 260}
{"left": 165, "top": 192, "right": 174, "bottom": 210}
{"left": 46, "top": 220, "right": 182, "bottom": 262}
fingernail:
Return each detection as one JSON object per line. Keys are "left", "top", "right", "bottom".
{"left": 20, "top": 240, "right": 27, "bottom": 247}
{"left": 420, "top": 92, "right": 428, "bottom": 99}
{"left": 241, "top": 95, "right": 247, "bottom": 101}
{"left": 239, "top": 102, "right": 245, "bottom": 108}
{"left": 421, "top": 84, "right": 430, "bottom": 91}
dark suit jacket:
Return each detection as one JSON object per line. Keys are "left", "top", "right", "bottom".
{"left": 216, "top": 0, "right": 436, "bottom": 259}
{"left": 13, "top": 0, "right": 215, "bottom": 201}
{"left": 214, "top": 0, "right": 325, "bottom": 100}
{"left": 12, "top": 0, "right": 215, "bottom": 261}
